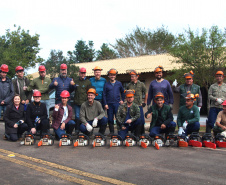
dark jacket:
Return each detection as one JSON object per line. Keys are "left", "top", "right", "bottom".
{"left": 26, "top": 102, "right": 48, "bottom": 129}
{"left": 73, "top": 77, "right": 91, "bottom": 105}
{"left": 52, "top": 103, "right": 73, "bottom": 130}
{"left": 4, "top": 103, "right": 25, "bottom": 134}
{"left": 0, "top": 76, "right": 14, "bottom": 105}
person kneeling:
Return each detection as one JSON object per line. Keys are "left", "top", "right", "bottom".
{"left": 116, "top": 90, "right": 142, "bottom": 140}
{"left": 26, "top": 91, "right": 50, "bottom": 137}
{"left": 52, "top": 90, "right": 75, "bottom": 139}
{"left": 4, "top": 94, "right": 28, "bottom": 141}
{"left": 145, "top": 92, "right": 176, "bottom": 138}
{"left": 177, "top": 92, "right": 200, "bottom": 136}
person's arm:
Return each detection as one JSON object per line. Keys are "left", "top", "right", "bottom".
{"left": 120, "top": 83, "right": 125, "bottom": 102}
{"left": 26, "top": 105, "right": 35, "bottom": 129}
{"left": 208, "top": 85, "right": 217, "bottom": 102}
{"left": 27, "top": 79, "right": 35, "bottom": 91}
{"left": 116, "top": 105, "right": 124, "bottom": 125}
{"left": 49, "top": 78, "right": 56, "bottom": 90}
{"left": 177, "top": 108, "right": 182, "bottom": 127}
{"left": 4, "top": 81, "right": 14, "bottom": 104}
{"left": 197, "top": 87, "right": 203, "bottom": 107}
{"left": 96, "top": 103, "right": 105, "bottom": 120}
{"left": 163, "top": 107, "right": 173, "bottom": 126}
{"left": 167, "top": 81, "right": 174, "bottom": 104}
{"left": 40, "top": 104, "right": 48, "bottom": 120}
{"left": 142, "top": 83, "right": 148, "bottom": 104}
{"left": 187, "top": 106, "right": 200, "bottom": 124}
{"left": 3, "top": 106, "right": 15, "bottom": 127}
{"left": 147, "top": 83, "right": 152, "bottom": 106}
{"left": 172, "top": 85, "right": 180, "bottom": 93}
{"left": 52, "top": 105, "right": 60, "bottom": 120}
{"left": 131, "top": 105, "right": 140, "bottom": 122}
{"left": 145, "top": 106, "right": 153, "bottom": 118}
{"left": 68, "top": 78, "right": 75, "bottom": 92}
{"left": 102, "top": 83, "right": 107, "bottom": 106}
{"left": 64, "top": 106, "right": 73, "bottom": 124}
{"left": 79, "top": 104, "right": 88, "bottom": 125}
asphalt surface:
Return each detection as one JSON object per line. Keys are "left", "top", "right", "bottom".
{"left": 1, "top": 121, "right": 226, "bottom": 185}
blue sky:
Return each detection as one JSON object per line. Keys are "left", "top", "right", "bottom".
{"left": 0, "top": 0, "right": 225, "bottom": 74}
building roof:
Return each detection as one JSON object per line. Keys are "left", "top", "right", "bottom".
{"left": 74, "top": 54, "right": 180, "bottom": 76}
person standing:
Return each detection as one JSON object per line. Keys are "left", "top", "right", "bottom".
{"left": 206, "top": 71, "right": 226, "bottom": 133}
{"left": 103, "top": 68, "right": 125, "bottom": 136}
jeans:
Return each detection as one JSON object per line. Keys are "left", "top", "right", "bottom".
{"left": 107, "top": 103, "right": 120, "bottom": 134}
{"left": 0, "top": 105, "right": 6, "bottom": 118}
{"left": 185, "top": 122, "right": 200, "bottom": 136}
{"left": 207, "top": 107, "right": 223, "bottom": 128}
{"left": 40, "top": 99, "right": 51, "bottom": 118}
{"left": 74, "top": 104, "right": 81, "bottom": 120}
{"left": 149, "top": 121, "right": 176, "bottom": 137}
{"left": 54, "top": 120, "right": 76, "bottom": 139}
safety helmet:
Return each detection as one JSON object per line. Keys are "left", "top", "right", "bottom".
{"left": 92, "top": 66, "right": 102, "bottom": 71}
{"left": 154, "top": 92, "right": 165, "bottom": 103}
{"left": 60, "top": 63, "right": 67, "bottom": 70}
{"left": 215, "top": 71, "right": 224, "bottom": 76}
{"left": 107, "top": 68, "right": 118, "bottom": 75}
{"left": 154, "top": 66, "right": 163, "bottom": 73}
{"left": 79, "top": 67, "right": 86, "bottom": 73}
{"left": 33, "top": 90, "right": 42, "bottom": 97}
{"left": 38, "top": 65, "right": 46, "bottom": 72}
{"left": 1, "top": 64, "right": 9, "bottom": 72}
{"left": 185, "top": 91, "right": 199, "bottom": 101}
{"left": 127, "top": 69, "right": 139, "bottom": 77}
{"left": 184, "top": 71, "right": 194, "bottom": 79}
{"left": 87, "top": 88, "right": 98, "bottom": 96}
{"left": 15, "top": 66, "right": 24, "bottom": 72}
{"left": 125, "top": 89, "right": 135, "bottom": 97}
{"left": 60, "top": 90, "right": 70, "bottom": 98}
{"left": 222, "top": 100, "right": 226, "bottom": 106}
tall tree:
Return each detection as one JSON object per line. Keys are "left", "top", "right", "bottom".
{"left": 167, "top": 26, "right": 226, "bottom": 91}
{"left": 96, "top": 43, "right": 118, "bottom": 61}
{"left": 0, "top": 25, "right": 43, "bottom": 77}
{"left": 112, "top": 26, "right": 175, "bottom": 58}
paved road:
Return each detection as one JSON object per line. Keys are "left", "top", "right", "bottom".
{"left": 0, "top": 121, "right": 226, "bottom": 185}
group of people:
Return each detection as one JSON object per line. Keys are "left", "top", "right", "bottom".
{"left": 1, "top": 63, "right": 226, "bottom": 142}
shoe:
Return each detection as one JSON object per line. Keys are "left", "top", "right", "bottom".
{"left": 3, "top": 133, "right": 10, "bottom": 140}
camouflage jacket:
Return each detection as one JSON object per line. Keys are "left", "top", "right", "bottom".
{"left": 208, "top": 82, "right": 226, "bottom": 108}
{"left": 116, "top": 102, "right": 140, "bottom": 128}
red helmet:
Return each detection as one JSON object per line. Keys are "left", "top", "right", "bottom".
{"left": 33, "top": 90, "right": 42, "bottom": 97}
{"left": 1, "top": 64, "right": 9, "bottom": 72}
{"left": 79, "top": 67, "right": 86, "bottom": 73}
{"left": 60, "top": 90, "right": 70, "bottom": 98}
{"left": 60, "top": 63, "right": 67, "bottom": 70}
{"left": 39, "top": 65, "right": 46, "bottom": 72}
{"left": 222, "top": 100, "right": 226, "bottom": 106}
{"left": 15, "top": 66, "right": 24, "bottom": 72}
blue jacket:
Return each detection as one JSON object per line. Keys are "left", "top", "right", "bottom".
{"left": 89, "top": 77, "right": 106, "bottom": 100}
{"left": 0, "top": 76, "right": 14, "bottom": 105}
{"left": 103, "top": 80, "right": 125, "bottom": 106}
{"left": 49, "top": 76, "right": 74, "bottom": 101}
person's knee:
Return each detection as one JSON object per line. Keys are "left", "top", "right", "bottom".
{"left": 100, "top": 117, "right": 108, "bottom": 125}
{"left": 169, "top": 121, "right": 176, "bottom": 128}
{"left": 68, "top": 120, "right": 76, "bottom": 125}
{"left": 10, "top": 135, "right": 18, "bottom": 142}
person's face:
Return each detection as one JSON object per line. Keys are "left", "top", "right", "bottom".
{"left": 215, "top": 75, "right": 224, "bottom": 83}
{"left": 0, "top": 71, "right": 7, "bottom": 78}
{"left": 79, "top": 72, "right": 86, "bottom": 79}
{"left": 223, "top": 105, "right": 226, "bottom": 113}
{"left": 109, "top": 73, "right": 116, "bottom": 81}
{"left": 126, "top": 96, "right": 134, "bottom": 104}
{"left": 94, "top": 70, "right": 101, "bottom": 80}
{"left": 14, "top": 96, "right": 21, "bottom": 105}
{"left": 39, "top": 70, "right": 46, "bottom": 78}
{"left": 88, "top": 93, "right": 95, "bottom": 102}
{"left": 16, "top": 70, "right": 24, "bottom": 78}
{"left": 60, "top": 69, "right": 67, "bottom": 77}
{"left": 156, "top": 98, "right": 164, "bottom": 107}
{"left": 131, "top": 75, "right": 138, "bottom": 82}
{"left": 185, "top": 78, "right": 193, "bottom": 85}
{"left": 34, "top": 96, "right": 41, "bottom": 103}
{"left": 61, "top": 97, "right": 69, "bottom": 104}
{"left": 155, "top": 71, "right": 162, "bottom": 80}
{"left": 185, "top": 99, "right": 193, "bottom": 107}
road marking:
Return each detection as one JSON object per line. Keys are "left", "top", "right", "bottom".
{"left": 0, "top": 154, "right": 99, "bottom": 185}
{"left": 0, "top": 149, "right": 134, "bottom": 185}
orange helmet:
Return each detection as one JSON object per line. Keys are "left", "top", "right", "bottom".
{"left": 127, "top": 69, "right": 139, "bottom": 77}
{"left": 39, "top": 65, "right": 46, "bottom": 72}
{"left": 87, "top": 88, "right": 98, "bottom": 96}
{"left": 107, "top": 68, "right": 118, "bottom": 75}
{"left": 60, "top": 90, "right": 70, "bottom": 98}
{"left": 1, "top": 64, "right": 9, "bottom": 72}
{"left": 33, "top": 90, "right": 42, "bottom": 97}
{"left": 222, "top": 100, "right": 226, "bottom": 106}
{"left": 125, "top": 89, "right": 135, "bottom": 97}
{"left": 185, "top": 91, "right": 199, "bottom": 101}
{"left": 154, "top": 92, "right": 165, "bottom": 103}
{"left": 15, "top": 66, "right": 24, "bottom": 72}
{"left": 154, "top": 66, "right": 163, "bottom": 73}
{"left": 93, "top": 66, "right": 102, "bottom": 71}
{"left": 184, "top": 70, "right": 194, "bottom": 79}
{"left": 60, "top": 63, "right": 67, "bottom": 70}
{"left": 215, "top": 71, "right": 224, "bottom": 76}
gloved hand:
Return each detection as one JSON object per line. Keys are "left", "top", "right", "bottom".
{"left": 172, "top": 79, "right": 178, "bottom": 87}
{"left": 221, "top": 131, "right": 226, "bottom": 137}
{"left": 198, "top": 107, "right": 201, "bottom": 112}
{"left": 169, "top": 104, "right": 173, "bottom": 109}
{"left": 92, "top": 118, "right": 98, "bottom": 127}
{"left": 216, "top": 98, "right": 223, "bottom": 105}
{"left": 178, "top": 127, "right": 185, "bottom": 135}
{"left": 183, "top": 121, "right": 188, "bottom": 130}
{"left": 86, "top": 123, "right": 93, "bottom": 132}
{"left": 142, "top": 103, "right": 146, "bottom": 107}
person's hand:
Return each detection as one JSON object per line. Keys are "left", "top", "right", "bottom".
{"left": 20, "top": 120, "right": 24, "bottom": 123}
{"left": 31, "top": 128, "right": 36, "bottom": 134}
{"left": 119, "top": 100, "right": 123, "bottom": 105}
{"left": 1, "top": 101, "right": 4, "bottom": 105}
{"left": 126, "top": 119, "right": 132, "bottom": 124}
{"left": 160, "top": 124, "right": 166, "bottom": 129}
{"left": 14, "top": 124, "right": 18, "bottom": 128}
{"left": 169, "top": 104, "right": 173, "bottom": 109}
{"left": 55, "top": 104, "right": 59, "bottom": 111}
{"left": 146, "top": 112, "right": 152, "bottom": 119}
{"left": 38, "top": 120, "right": 41, "bottom": 124}
{"left": 60, "top": 122, "right": 65, "bottom": 130}
{"left": 92, "top": 118, "right": 98, "bottom": 127}
{"left": 54, "top": 79, "right": 58, "bottom": 86}
{"left": 216, "top": 98, "right": 223, "bottom": 105}
{"left": 25, "top": 99, "right": 29, "bottom": 104}
{"left": 21, "top": 100, "right": 25, "bottom": 104}
{"left": 172, "top": 79, "right": 178, "bottom": 87}
{"left": 122, "top": 126, "right": 126, "bottom": 130}
{"left": 86, "top": 123, "right": 93, "bottom": 132}
{"left": 105, "top": 105, "right": 109, "bottom": 110}
{"left": 23, "top": 86, "right": 27, "bottom": 91}
{"left": 183, "top": 121, "right": 188, "bottom": 130}
{"left": 178, "top": 127, "right": 184, "bottom": 135}
{"left": 221, "top": 126, "right": 226, "bottom": 131}
{"left": 70, "top": 78, "right": 75, "bottom": 85}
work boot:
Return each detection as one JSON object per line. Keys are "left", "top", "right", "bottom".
{"left": 99, "top": 124, "right": 107, "bottom": 135}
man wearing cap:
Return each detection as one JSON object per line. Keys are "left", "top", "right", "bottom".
{"left": 79, "top": 88, "right": 107, "bottom": 136}
{"left": 126, "top": 70, "right": 147, "bottom": 133}
{"left": 177, "top": 92, "right": 200, "bottom": 136}
{"left": 116, "top": 90, "right": 142, "bottom": 140}
{"left": 103, "top": 68, "right": 125, "bottom": 136}
{"left": 172, "top": 71, "right": 202, "bottom": 109}
{"left": 145, "top": 92, "right": 176, "bottom": 137}
{"left": 49, "top": 63, "right": 74, "bottom": 105}
{"left": 206, "top": 71, "right": 226, "bottom": 133}
{"left": 73, "top": 67, "right": 91, "bottom": 134}
{"left": 147, "top": 66, "right": 174, "bottom": 107}
{"left": 0, "top": 64, "right": 14, "bottom": 119}
{"left": 89, "top": 66, "right": 106, "bottom": 104}
{"left": 27, "top": 65, "right": 51, "bottom": 117}
{"left": 13, "top": 66, "right": 31, "bottom": 110}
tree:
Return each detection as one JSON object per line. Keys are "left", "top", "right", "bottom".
{"left": 45, "top": 50, "right": 79, "bottom": 80}
{"left": 96, "top": 43, "right": 118, "bottom": 61}
{"left": 167, "top": 26, "right": 226, "bottom": 91}
{"left": 111, "top": 26, "right": 175, "bottom": 58}
{"left": 0, "top": 25, "right": 43, "bottom": 77}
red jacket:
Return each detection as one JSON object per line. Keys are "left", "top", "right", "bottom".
{"left": 52, "top": 103, "right": 73, "bottom": 130}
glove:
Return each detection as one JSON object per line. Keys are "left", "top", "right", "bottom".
{"left": 178, "top": 127, "right": 185, "bottom": 135}
{"left": 92, "top": 118, "right": 98, "bottom": 128}
{"left": 216, "top": 98, "right": 223, "bottom": 105}
{"left": 183, "top": 121, "right": 188, "bottom": 130}
{"left": 142, "top": 103, "right": 146, "bottom": 107}
{"left": 221, "top": 131, "right": 226, "bottom": 137}
{"left": 198, "top": 107, "right": 201, "bottom": 112}
{"left": 172, "top": 79, "right": 178, "bottom": 87}
{"left": 169, "top": 104, "right": 173, "bottom": 109}
{"left": 86, "top": 123, "right": 93, "bottom": 132}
